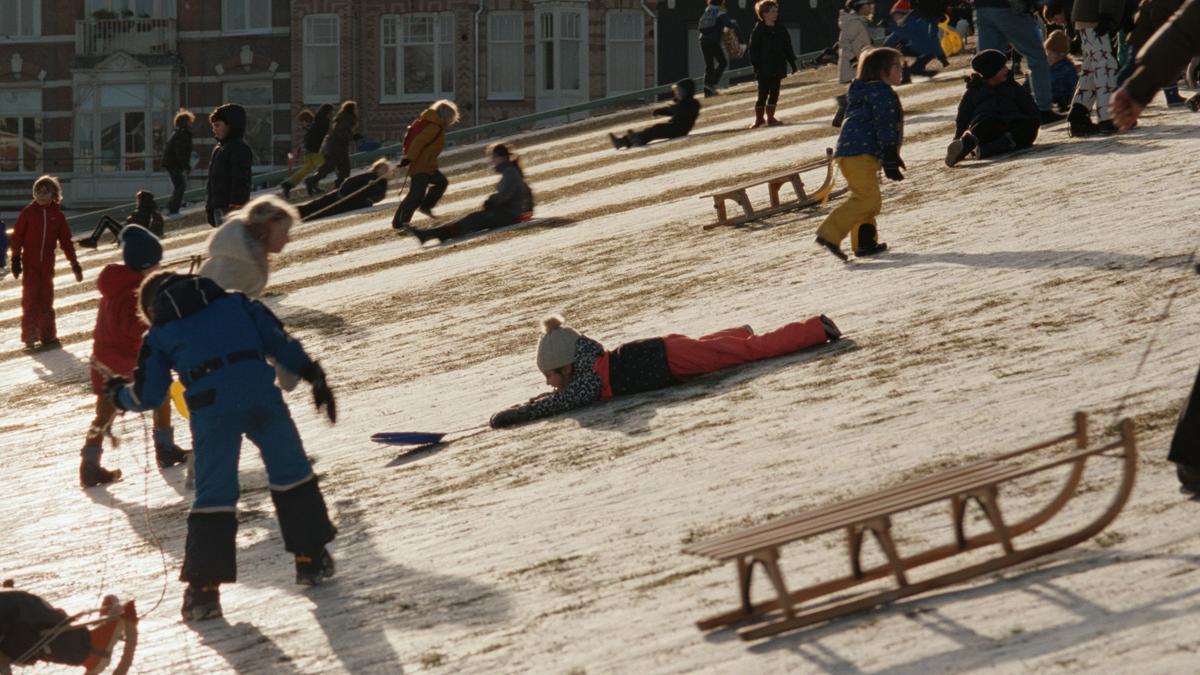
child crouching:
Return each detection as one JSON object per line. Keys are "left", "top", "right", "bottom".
{"left": 489, "top": 314, "right": 841, "bottom": 428}
{"left": 944, "top": 49, "right": 1041, "bottom": 167}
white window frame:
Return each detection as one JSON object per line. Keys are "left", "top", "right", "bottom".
{"left": 380, "top": 13, "right": 455, "bottom": 104}
{"left": 605, "top": 10, "right": 644, "bottom": 95}
{"left": 222, "top": 0, "right": 270, "bottom": 34}
{"left": 0, "top": 0, "right": 40, "bottom": 38}
{"left": 487, "top": 12, "right": 524, "bottom": 101}
{"left": 223, "top": 80, "right": 274, "bottom": 170}
{"left": 302, "top": 14, "right": 340, "bottom": 103}
{"left": 535, "top": 6, "right": 585, "bottom": 95}
{"left": 0, "top": 89, "right": 42, "bottom": 174}
{"left": 86, "top": 0, "right": 175, "bottom": 19}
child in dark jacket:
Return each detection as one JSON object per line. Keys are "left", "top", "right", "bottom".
{"left": 282, "top": 104, "right": 333, "bottom": 198}
{"left": 699, "top": 0, "right": 739, "bottom": 97}
{"left": 489, "top": 314, "right": 841, "bottom": 428}
{"left": 885, "top": 0, "right": 949, "bottom": 77}
{"left": 77, "top": 190, "right": 165, "bottom": 248}
{"left": 108, "top": 271, "right": 338, "bottom": 620}
{"left": 298, "top": 158, "right": 394, "bottom": 221}
{"left": 609, "top": 79, "right": 702, "bottom": 149}
{"left": 205, "top": 103, "right": 253, "bottom": 227}
{"left": 308, "top": 101, "right": 358, "bottom": 193}
{"left": 816, "top": 47, "right": 906, "bottom": 262}
{"left": 80, "top": 225, "right": 188, "bottom": 488}
{"left": 945, "top": 50, "right": 1042, "bottom": 166}
{"left": 748, "top": 0, "right": 798, "bottom": 127}
{"left": 162, "top": 110, "right": 194, "bottom": 217}
{"left": 10, "top": 175, "right": 82, "bottom": 351}
{"left": 407, "top": 143, "right": 534, "bottom": 243}
{"left": 0, "top": 589, "right": 136, "bottom": 672}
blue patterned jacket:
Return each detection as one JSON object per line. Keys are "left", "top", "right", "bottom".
{"left": 835, "top": 79, "right": 905, "bottom": 160}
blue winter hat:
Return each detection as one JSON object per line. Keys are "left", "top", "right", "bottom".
{"left": 120, "top": 224, "right": 163, "bottom": 271}
{"left": 971, "top": 49, "right": 1008, "bottom": 79}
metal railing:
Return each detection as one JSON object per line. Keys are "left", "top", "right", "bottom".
{"left": 75, "top": 18, "right": 177, "bottom": 57}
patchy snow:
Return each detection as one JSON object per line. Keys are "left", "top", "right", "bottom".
{"left": 3, "top": 57, "right": 1200, "bottom": 675}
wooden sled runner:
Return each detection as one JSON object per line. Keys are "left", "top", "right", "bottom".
{"left": 701, "top": 148, "right": 845, "bottom": 230}
{"left": 682, "top": 412, "right": 1137, "bottom": 641}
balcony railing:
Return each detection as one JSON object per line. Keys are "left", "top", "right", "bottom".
{"left": 75, "top": 18, "right": 176, "bottom": 58}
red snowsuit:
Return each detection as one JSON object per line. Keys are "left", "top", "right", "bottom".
{"left": 11, "top": 201, "right": 77, "bottom": 343}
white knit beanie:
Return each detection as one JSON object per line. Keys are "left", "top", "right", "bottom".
{"left": 536, "top": 315, "right": 580, "bottom": 372}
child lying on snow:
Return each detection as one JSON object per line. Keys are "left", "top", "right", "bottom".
{"left": 489, "top": 314, "right": 842, "bottom": 428}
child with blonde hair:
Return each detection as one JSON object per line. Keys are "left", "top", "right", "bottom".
{"left": 10, "top": 175, "right": 82, "bottom": 350}
{"left": 393, "top": 99, "right": 460, "bottom": 229}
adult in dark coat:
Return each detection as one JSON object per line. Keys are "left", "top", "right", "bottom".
{"left": 162, "top": 110, "right": 194, "bottom": 216}
{"left": 205, "top": 103, "right": 253, "bottom": 227}
{"left": 297, "top": 159, "right": 393, "bottom": 221}
{"left": 307, "top": 101, "right": 358, "bottom": 192}
{"left": 945, "top": 50, "right": 1042, "bottom": 166}
{"left": 406, "top": 143, "right": 534, "bottom": 243}
{"left": 747, "top": 0, "right": 797, "bottom": 127}
{"left": 608, "top": 79, "right": 701, "bottom": 149}
{"left": 698, "top": 0, "right": 739, "bottom": 97}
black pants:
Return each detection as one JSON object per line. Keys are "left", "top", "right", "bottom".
{"left": 167, "top": 169, "right": 187, "bottom": 214}
{"left": 86, "top": 215, "right": 123, "bottom": 243}
{"left": 1170, "top": 365, "right": 1200, "bottom": 470}
{"left": 424, "top": 209, "right": 514, "bottom": 241}
{"left": 701, "top": 40, "right": 727, "bottom": 89}
{"left": 755, "top": 77, "right": 782, "bottom": 107}
{"left": 969, "top": 117, "right": 1039, "bottom": 152}
{"left": 298, "top": 192, "right": 372, "bottom": 221}
{"left": 631, "top": 123, "right": 686, "bottom": 147}
{"left": 393, "top": 171, "right": 449, "bottom": 226}
{"left": 313, "top": 154, "right": 351, "bottom": 188}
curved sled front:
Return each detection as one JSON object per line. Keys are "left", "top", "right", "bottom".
{"left": 700, "top": 148, "right": 847, "bottom": 230}
{"left": 682, "top": 412, "right": 1137, "bottom": 640}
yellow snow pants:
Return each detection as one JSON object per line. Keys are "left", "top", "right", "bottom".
{"left": 286, "top": 152, "right": 324, "bottom": 186}
{"left": 815, "top": 155, "right": 882, "bottom": 250}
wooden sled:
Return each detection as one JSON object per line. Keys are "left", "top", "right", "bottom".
{"left": 701, "top": 148, "right": 844, "bottom": 230}
{"left": 682, "top": 412, "right": 1137, "bottom": 641}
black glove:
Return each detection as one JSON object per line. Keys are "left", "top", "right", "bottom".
{"left": 70, "top": 260, "right": 83, "bottom": 283}
{"left": 399, "top": 158, "right": 411, "bottom": 167}
{"left": 300, "top": 362, "right": 337, "bottom": 423}
{"left": 103, "top": 376, "right": 130, "bottom": 409}
{"left": 10, "top": 255, "right": 19, "bottom": 279}
{"left": 489, "top": 407, "right": 529, "bottom": 429}
{"left": 1093, "top": 13, "right": 1113, "bottom": 36}
{"left": 882, "top": 146, "right": 906, "bottom": 181}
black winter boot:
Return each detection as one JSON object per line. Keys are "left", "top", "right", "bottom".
{"left": 156, "top": 443, "right": 189, "bottom": 468}
{"left": 831, "top": 95, "right": 848, "bottom": 128}
{"left": 181, "top": 583, "right": 222, "bottom": 621}
{"left": 944, "top": 132, "right": 978, "bottom": 166}
{"left": 1096, "top": 119, "right": 1118, "bottom": 135}
{"left": 1178, "top": 464, "right": 1200, "bottom": 495}
{"left": 76, "top": 236, "right": 99, "bottom": 250}
{"left": 295, "top": 548, "right": 336, "bottom": 586}
{"left": 820, "top": 315, "right": 842, "bottom": 342}
{"left": 1164, "top": 86, "right": 1186, "bottom": 107}
{"left": 304, "top": 176, "right": 322, "bottom": 196}
{"left": 1188, "top": 93, "right": 1200, "bottom": 112}
{"left": 815, "top": 236, "right": 849, "bottom": 262}
{"left": 279, "top": 181, "right": 293, "bottom": 199}
{"left": 976, "top": 132, "right": 1017, "bottom": 158}
{"left": 853, "top": 223, "right": 888, "bottom": 257}
{"left": 1067, "top": 103, "right": 1098, "bottom": 137}
{"left": 80, "top": 460, "right": 122, "bottom": 488}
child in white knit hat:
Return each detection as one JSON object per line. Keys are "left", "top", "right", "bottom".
{"left": 489, "top": 313, "right": 842, "bottom": 428}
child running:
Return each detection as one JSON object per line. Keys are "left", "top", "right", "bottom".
{"left": 489, "top": 314, "right": 842, "bottom": 428}
{"left": 392, "top": 100, "right": 460, "bottom": 229}
{"left": 281, "top": 105, "right": 332, "bottom": 198}
{"left": 107, "top": 271, "right": 338, "bottom": 620}
{"left": 815, "top": 47, "right": 906, "bottom": 261}
{"left": 80, "top": 225, "right": 188, "bottom": 488}
{"left": 10, "top": 175, "right": 83, "bottom": 351}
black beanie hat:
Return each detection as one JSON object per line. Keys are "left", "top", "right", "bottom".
{"left": 120, "top": 224, "right": 163, "bottom": 271}
{"left": 971, "top": 49, "right": 1008, "bottom": 79}
{"left": 674, "top": 78, "right": 696, "bottom": 97}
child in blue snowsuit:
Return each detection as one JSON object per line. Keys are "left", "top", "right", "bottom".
{"left": 109, "top": 271, "right": 337, "bottom": 622}
{"left": 885, "top": 0, "right": 948, "bottom": 77}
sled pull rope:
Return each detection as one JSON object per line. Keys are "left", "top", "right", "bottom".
{"left": 136, "top": 411, "right": 171, "bottom": 619}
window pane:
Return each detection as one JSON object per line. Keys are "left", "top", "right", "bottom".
{"left": 382, "top": 16, "right": 397, "bottom": 45}
{"left": 439, "top": 43, "right": 454, "bottom": 94}
{"left": 438, "top": 13, "right": 453, "bottom": 42}
{"left": 383, "top": 45, "right": 397, "bottom": 97}
{"left": 403, "top": 45, "right": 434, "bottom": 94}
{"left": 489, "top": 43, "right": 522, "bottom": 97}
{"left": 490, "top": 13, "right": 521, "bottom": 41}
{"left": 540, "top": 12, "right": 552, "bottom": 39}
{"left": 20, "top": 0, "right": 34, "bottom": 34}
{"left": 403, "top": 15, "right": 432, "bottom": 43}
{"left": 22, "top": 117, "right": 41, "bottom": 172}
{"left": 100, "top": 83, "right": 147, "bottom": 108}
{"left": 227, "top": 83, "right": 271, "bottom": 105}
{"left": 224, "top": 0, "right": 246, "bottom": 30}
{"left": 243, "top": 108, "right": 271, "bottom": 165}
{"left": 306, "top": 15, "right": 337, "bottom": 44}
{"left": 304, "top": 45, "right": 339, "bottom": 98}
{"left": 0, "top": 9, "right": 16, "bottom": 36}
{"left": 250, "top": 0, "right": 268, "bottom": 28}
{"left": 124, "top": 111, "right": 145, "bottom": 171}
{"left": 0, "top": 89, "right": 40, "bottom": 114}
{"left": 0, "top": 118, "right": 18, "bottom": 172}
{"left": 150, "top": 115, "right": 163, "bottom": 171}
{"left": 76, "top": 114, "right": 95, "bottom": 171}
{"left": 608, "top": 12, "right": 641, "bottom": 40}
{"left": 563, "top": 13, "right": 580, "bottom": 39}
{"left": 100, "top": 112, "right": 121, "bottom": 171}
{"left": 561, "top": 39, "right": 580, "bottom": 90}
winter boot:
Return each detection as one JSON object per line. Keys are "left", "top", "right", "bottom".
{"left": 976, "top": 131, "right": 1017, "bottom": 158}
{"left": 853, "top": 223, "right": 888, "bottom": 257}
{"left": 831, "top": 95, "right": 848, "bottom": 128}
{"left": 1178, "top": 463, "right": 1200, "bottom": 495}
{"left": 704, "top": 85, "right": 718, "bottom": 98}
{"left": 40, "top": 338, "right": 61, "bottom": 350}
{"left": 181, "top": 583, "right": 222, "bottom": 621}
{"left": 154, "top": 428, "right": 189, "bottom": 468}
{"left": 815, "top": 236, "right": 849, "bottom": 262}
{"left": 304, "top": 176, "right": 322, "bottom": 196}
{"left": 295, "top": 548, "right": 336, "bottom": 587}
{"left": 77, "top": 236, "right": 99, "bottom": 250}
{"left": 766, "top": 105, "right": 783, "bottom": 126}
{"left": 944, "top": 132, "right": 979, "bottom": 167}
{"left": 1163, "top": 86, "right": 1186, "bottom": 107}
{"left": 1188, "top": 93, "right": 1200, "bottom": 112}
{"left": 900, "top": 64, "right": 913, "bottom": 84}
{"left": 820, "top": 315, "right": 842, "bottom": 342}
{"left": 1096, "top": 119, "right": 1118, "bottom": 135}
{"left": 279, "top": 181, "right": 293, "bottom": 199}
{"left": 750, "top": 106, "right": 766, "bottom": 129}
{"left": 80, "top": 458, "right": 121, "bottom": 488}
{"left": 23, "top": 341, "right": 36, "bottom": 352}
{"left": 608, "top": 132, "right": 630, "bottom": 150}
{"left": 1039, "top": 109, "right": 1066, "bottom": 125}
{"left": 1067, "top": 103, "right": 1098, "bottom": 137}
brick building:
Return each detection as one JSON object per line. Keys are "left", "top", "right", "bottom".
{"left": 286, "top": 0, "right": 659, "bottom": 149}
{"left": 0, "top": 0, "right": 293, "bottom": 211}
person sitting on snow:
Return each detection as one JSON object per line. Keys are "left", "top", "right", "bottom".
{"left": 945, "top": 49, "right": 1041, "bottom": 167}
{"left": 0, "top": 588, "right": 135, "bottom": 674}
{"left": 77, "top": 191, "right": 165, "bottom": 249}
{"left": 489, "top": 314, "right": 842, "bottom": 428}
{"left": 297, "top": 158, "right": 393, "bottom": 222}
{"left": 608, "top": 78, "right": 701, "bottom": 150}
{"left": 404, "top": 142, "right": 534, "bottom": 244}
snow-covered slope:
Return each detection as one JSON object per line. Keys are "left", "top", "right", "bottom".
{"left": 3, "top": 57, "right": 1200, "bottom": 674}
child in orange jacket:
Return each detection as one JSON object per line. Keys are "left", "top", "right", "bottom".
{"left": 10, "top": 175, "right": 82, "bottom": 351}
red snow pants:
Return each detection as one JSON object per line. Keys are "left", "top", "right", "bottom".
{"left": 664, "top": 316, "right": 828, "bottom": 379}
{"left": 21, "top": 269, "right": 57, "bottom": 343}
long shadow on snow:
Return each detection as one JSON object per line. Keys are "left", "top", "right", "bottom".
{"left": 28, "top": 346, "right": 90, "bottom": 385}
{"left": 87, "top": 479, "right": 508, "bottom": 672}
{"left": 846, "top": 249, "right": 1170, "bottom": 272}
{"left": 566, "top": 338, "right": 859, "bottom": 437}
{"left": 742, "top": 548, "right": 1200, "bottom": 674}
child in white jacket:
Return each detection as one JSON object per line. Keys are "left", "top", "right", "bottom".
{"left": 834, "top": 0, "right": 876, "bottom": 127}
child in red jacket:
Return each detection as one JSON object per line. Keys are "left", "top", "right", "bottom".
{"left": 490, "top": 314, "right": 842, "bottom": 427}
{"left": 80, "top": 225, "right": 189, "bottom": 488}
{"left": 10, "top": 176, "right": 82, "bottom": 351}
